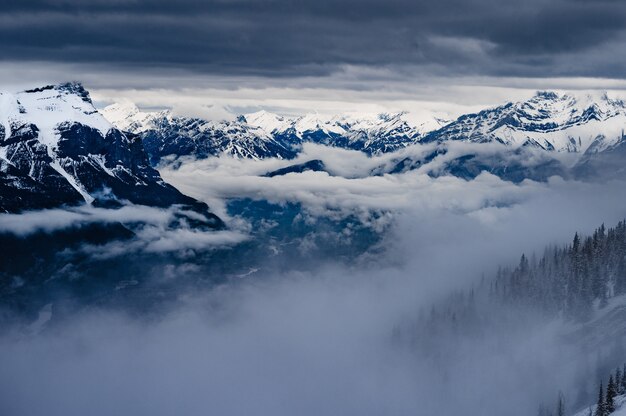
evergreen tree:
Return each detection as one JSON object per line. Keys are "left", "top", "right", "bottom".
{"left": 595, "top": 382, "right": 606, "bottom": 416}
{"left": 537, "top": 403, "right": 553, "bottom": 416}
{"left": 616, "top": 367, "right": 623, "bottom": 394}
{"left": 557, "top": 392, "right": 565, "bottom": 416}
{"left": 622, "top": 364, "right": 626, "bottom": 393}
{"left": 573, "top": 232, "right": 581, "bottom": 253}
{"left": 607, "top": 375, "right": 617, "bottom": 413}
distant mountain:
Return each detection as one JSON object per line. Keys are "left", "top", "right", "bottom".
{"left": 102, "top": 91, "right": 626, "bottom": 180}
{"left": 242, "top": 110, "right": 445, "bottom": 155}
{"left": 264, "top": 159, "right": 327, "bottom": 177}
{"left": 102, "top": 104, "right": 448, "bottom": 162}
{"left": 424, "top": 91, "right": 626, "bottom": 153}
{"left": 102, "top": 103, "right": 296, "bottom": 163}
{"left": 0, "top": 83, "right": 221, "bottom": 225}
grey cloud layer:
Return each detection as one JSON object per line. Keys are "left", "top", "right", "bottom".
{"left": 2, "top": 0, "right": 626, "bottom": 80}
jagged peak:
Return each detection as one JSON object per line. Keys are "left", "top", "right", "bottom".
{"left": 528, "top": 90, "right": 624, "bottom": 108}
{"left": 533, "top": 90, "right": 560, "bottom": 100}
{"left": 376, "top": 111, "right": 406, "bottom": 122}
{"left": 498, "top": 90, "right": 626, "bottom": 119}
{"left": 103, "top": 101, "right": 140, "bottom": 114}
{"left": 245, "top": 109, "right": 283, "bottom": 118}
{"left": 56, "top": 82, "right": 91, "bottom": 103}
{"left": 243, "top": 109, "right": 289, "bottom": 132}
{"left": 23, "top": 82, "right": 93, "bottom": 104}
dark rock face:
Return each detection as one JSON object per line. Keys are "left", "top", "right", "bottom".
{"left": 264, "top": 159, "right": 327, "bottom": 177}
{"left": 139, "top": 117, "right": 298, "bottom": 164}
{"left": 0, "top": 122, "right": 84, "bottom": 212}
{"left": 0, "top": 159, "right": 84, "bottom": 212}
{"left": 54, "top": 122, "right": 203, "bottom": 209}
{"left": 0, "top": 83, "right": 223, "bottom": 228}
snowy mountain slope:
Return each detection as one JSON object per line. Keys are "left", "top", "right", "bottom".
{"left": 102, "top": 103, "right": 296, "bottom": 163}
{"left": 424, "top": 91, "right": 626, "bottom": 153}
{"left": 243, "top": 110, "right": 433, "bottom": 154}
{"left": 0, "top": 83, "right": 221, "bottom": 223}
{"left": 103, "top": 104, "right": 449, "bottom": 162}
{"left": 103, "top": 91, "right": 626, "bottom": 169}
{"left": 570, "top": 384, "right": 626, "bottom": 416}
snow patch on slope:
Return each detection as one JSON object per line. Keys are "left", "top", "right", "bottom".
{"left": 49, "top": 160, "right": 94, "bottom": 203}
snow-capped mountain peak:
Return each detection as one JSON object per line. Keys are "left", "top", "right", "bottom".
{"left": 2, "top": 83, "right": 112, "bottom": 150}
{"left": 101, "top": 101, "right": 172, "bottom": 134}
{"left": 101, "top": 104, "right": 446, "bottom": 161}
{"left": 242, "top": 110, "right": 290, "bottom": 133}
{"left": 424, "top": 90, "right": 626, "bottom": 153}
{"left": 100, "top": 101, "right": 142, "bottom": 128}
{"left": 0, "top": 83, "right": 222, "bottom": 220}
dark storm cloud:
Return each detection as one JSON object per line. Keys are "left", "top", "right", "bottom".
{"left": 2, "top": 0, "right": 626, "bottom": 79}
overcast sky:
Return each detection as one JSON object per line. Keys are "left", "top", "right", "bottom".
{"left": 2, "top": 0, "right": 626, "bottom": 118}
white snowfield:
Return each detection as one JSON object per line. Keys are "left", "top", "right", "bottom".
{"left": 101, "top": 103, "right": 161, "bottom": 134}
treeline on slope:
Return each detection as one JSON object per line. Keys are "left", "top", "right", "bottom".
{"left": 397, "top": 221, "right": 626, "bottom": 416}
{"left": 544, "top": 364, "right": 626, "bottom": 416}
{"left": 491, "top": 221, "right": 626, "bottom": 321}
{"left": 589, "top": 365, "right": 626, "bottom": 416}
{"left": 408, "top": 220, "right": 626, "bottom": 343}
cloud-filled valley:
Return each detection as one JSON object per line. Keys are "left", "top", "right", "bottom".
{"left": 1, "top": 80, "right": 626, "bottom": 416}
{"left": 2, "top": 139, "right": 626, "bottom": 415}
{"left": 4, "top": 0, "right": 626, "bottom": 411}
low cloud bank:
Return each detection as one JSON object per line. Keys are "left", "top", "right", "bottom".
{"left": 0, "top": 204, "right": 248, "bottom": 255}
{"left": 1, "top": 147, "right": 625, "bottom": 415}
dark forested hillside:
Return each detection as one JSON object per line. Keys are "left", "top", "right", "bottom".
{"left": 492, "top": 221, "right": 626, "bottom": 321}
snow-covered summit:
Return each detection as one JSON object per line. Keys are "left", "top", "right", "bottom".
{"left": 99, "top": 101, "right": 148, "bottom": 132}
{"left": 242, "top": 110, "right": 291, "bottom": 134}
{"left": 425, "top": 90, "right": 626, "bottom": 153}
{"left": 0, "top": 83, "right": 220, "bottom": 218}
{"left": 1, "top": 82, "right": 112, "bottom": 150}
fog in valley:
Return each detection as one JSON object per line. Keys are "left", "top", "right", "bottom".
{"left": 1, "top": 147, "right": 625, "bottom": 416}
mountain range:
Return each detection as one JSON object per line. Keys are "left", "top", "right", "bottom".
{"left": 102, "top": 102, "right": 448, "bottom": 162}
{"left": 1, "top": 83, "right": 626, "bottom": 215}
{"left": 102, "top": 89, "right": 626, "bottom": 182}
